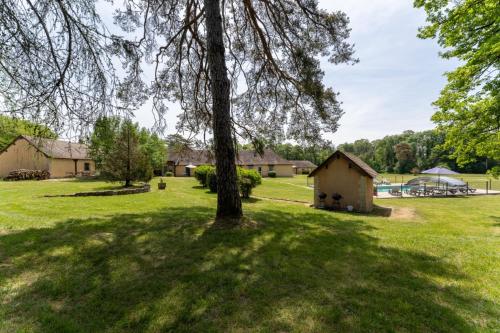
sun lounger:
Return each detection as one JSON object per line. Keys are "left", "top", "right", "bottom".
{"left": 404, "top": 186, "right": 420, "bottom": 196}
{"left": 447, "top": 188, "right": 458, "bottom": 195}
{"left": 458, "top": 186, "right": 476, "bottom": 194}
{"left": 431, "top": 187, "right": 446, "bottom": 196}
{"left": 389, "top": 187, "right": 402, "bottom": 196}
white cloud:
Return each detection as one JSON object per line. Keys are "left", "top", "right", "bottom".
{"left": 315, "top": 0, "right": 457, "bottom": 144}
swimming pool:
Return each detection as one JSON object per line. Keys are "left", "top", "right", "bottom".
{"left": 376, "top": 185, "right": 412, "bottom": 193}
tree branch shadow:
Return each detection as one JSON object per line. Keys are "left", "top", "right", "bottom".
{"left": 0, "top": 206, "right": 496, "bottom": 332}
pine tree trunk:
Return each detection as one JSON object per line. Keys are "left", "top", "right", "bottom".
{"left": 204, "top": 0, "right": 242, "bottom": 221}
{"left": 126, "top": 124, "right": 131, "bottom": 187}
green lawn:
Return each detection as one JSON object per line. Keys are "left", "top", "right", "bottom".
{"left": 253, "top": 175, "right": 314, "bottom": 203}
{"left": 0, "top": 177, "right": 499, "bottom": 332}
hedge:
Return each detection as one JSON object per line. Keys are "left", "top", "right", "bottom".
{"left": 207, "top": 168, "right": 218, "bottom": 193}
{"left": 194, "top": 165, "right": 215, "bottom": 187}
{"left": 196, "top": 166, "right": 262, "bottom": 197}
{"left": 237, "top": 167, "right": 262, "bottom": 198}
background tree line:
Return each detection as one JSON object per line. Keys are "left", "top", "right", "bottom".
{"left": 0, "top": 115, "right": 57, "bottom": 151}
{"left": 256, "top": 141, "right": 335, "bottom": 166}
{"left": 338, "top": 130, "right": 498, "bottom": 174}
{"left": 267, "top": 130, "right": 498, "bottom": 174}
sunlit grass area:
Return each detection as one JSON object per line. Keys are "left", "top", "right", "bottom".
{"left": 0, "top": 177, "right": 499, "bottom": 332}
{"left": 253, "top": 175, "right": 313, "bottom": 203}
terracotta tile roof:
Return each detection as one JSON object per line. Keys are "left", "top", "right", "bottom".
{"left": 21, "top": 135, "right": 91, "bottom": 160}
{"left": 167, "top": 149, "right": 292, "bottom": 166}
{"left": 237, "top": 150, "right": 293, "bottom": 165}
{"left": 342, "top": 152, "right": 378, "bottom": 178}
{"left": 308, "top": 150, "right": 378, "bottom": 178}
{"left": 289, "top": 160, "right": 317, "bottom": 168}
{"left": 167, "top": 149, "right": 214, "bottom": 166}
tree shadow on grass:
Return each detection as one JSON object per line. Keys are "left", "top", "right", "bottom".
{"left": 0, "top": 207, "right": 497, "bottom": 332}
{"left": 241, "top": 197, "right": 262, "bottom": 204}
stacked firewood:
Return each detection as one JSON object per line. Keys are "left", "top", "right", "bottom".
{"left": 4, "top": 169, "right": 51, "bottom": 181}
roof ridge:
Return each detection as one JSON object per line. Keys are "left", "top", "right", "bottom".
{"left": 18, "top": 135, "right": 90, "bottom": 160}
{"left": 308, "top": 150, "right": 378, "bottom": 178}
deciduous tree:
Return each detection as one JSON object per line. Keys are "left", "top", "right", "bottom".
{"left": 101, "top": 119, "right": 153, "bottom": 187}
{"left": 394, "top": 143, "right": 416, "bottom": 174}
{"left": 0, "top": 115, "right": 57, "bottom": 150}
{"left": 89, "top": 116, "right": 121, "bottom": 169}
{"left": 415, "top": 0, "right": 500, "bottom": 168}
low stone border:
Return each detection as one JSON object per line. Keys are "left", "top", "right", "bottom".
{"left": 253, "top": 196, "right": 312, "bottom": 205}
{"left": 45, "top": 183, "right": 151, "bottom": 197}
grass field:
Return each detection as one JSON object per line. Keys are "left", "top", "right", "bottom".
{"left": 253, "top": 175, "right": 314, "bottom": 203}
{"left": 0, "top": 177, "right": 499, "bottom": 332}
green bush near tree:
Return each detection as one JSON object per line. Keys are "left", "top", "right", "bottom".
{"left": 198, "top": 166, "right": 262, "bottom": 197}
{"left": 165, "top": 172, "right": 173, "bottom": 177}
{"left": 207, "top": 169, "right": 218, "bottom": 193}
{"left": 194, "top": 165, "right": 215, "bottom": 187}
{"left": 238, "top": 168, "right": 262, "bottom": 187}
{"left": 238, "top": 168, "right": 262, "bottom": 198}
{"left": 268, "top": 171, "right": 277, "bottom": 178}
{"left": 239, "top": 179, "right": 253, "bottom": 198}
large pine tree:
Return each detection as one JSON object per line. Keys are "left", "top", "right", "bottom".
{"left": 1, "top": 0, "right": 356, "bottom": 223}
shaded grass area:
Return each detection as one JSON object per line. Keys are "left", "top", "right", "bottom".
{"left": 0, "top": 178, "right": 499, "bottom": 332}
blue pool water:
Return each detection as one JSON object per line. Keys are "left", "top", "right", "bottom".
{"left": 376, "top": 185, "right": 412, "bottom": 193}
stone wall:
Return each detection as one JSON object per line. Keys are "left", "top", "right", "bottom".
{"left": 46, "top": 183, "right": 151, "bottom": 197}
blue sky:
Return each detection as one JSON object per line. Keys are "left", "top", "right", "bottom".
{"left": 318, "top": 0, "right": 458, "bottom": 144}
{"left": 129, "top": 0, "right": 458, "bottom": 145}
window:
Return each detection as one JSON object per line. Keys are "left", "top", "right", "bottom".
{"left": 268, "top": 164, "right": 274, "bottom": 171}
{"left": 258, "top": 166, "right": 262, "bottom": 174}
{"left": 84, "top": 162, "right": 90, "bottom": 171}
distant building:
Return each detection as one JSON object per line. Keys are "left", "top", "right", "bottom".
{"left": 0, "top": 135, "right": 95, "bottom": 178}
{"left": 309, "top": 151, "right": 378, "bottom": 212}
{"left": 166, "top": 149, "right": 293, "bottom": 177}
{"left": 290, "top": 160, "right": 317, "bottom": 174}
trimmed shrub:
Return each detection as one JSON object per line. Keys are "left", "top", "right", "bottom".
{"left": 301, "top": 170, "right": 310, "bottom": 175}
{"left": 165, "top": 171, "right": 174, "bottom": 177}
{"left": 237, "top": 167, "right": 262, "bottom": 198}
{"left": 195, "top": 167, "right": 262, "bottom": 197}
{"left": 207, "top": 169, "right": 218, "bottom": 193}
{"left": 268, "top": 170, "right": 277, "bottom": 178}
{"left": 239, "top": 178, "right": 253, "bottom": 198}
{"left": 194, "top": 165, "right": 215, "bottom": 187}
{"left": 237, "top": 167, "right": 262, "bottom": 186}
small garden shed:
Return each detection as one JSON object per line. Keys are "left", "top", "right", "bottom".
{"left": 309, "top": 151, "right": 378, "bottom": 212}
